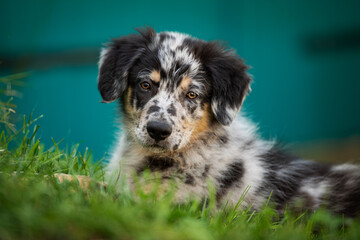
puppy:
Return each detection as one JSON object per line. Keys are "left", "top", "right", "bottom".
{"left": 98, "top": 27, "right": 360, "bottom": 216}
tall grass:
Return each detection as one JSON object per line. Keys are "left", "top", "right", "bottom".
{"left": 0, "top": 74, "right": 359, "bottom": 239}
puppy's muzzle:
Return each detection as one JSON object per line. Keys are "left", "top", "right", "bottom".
{"left": 146, "top": 121, "right": 172, "bottom": 141}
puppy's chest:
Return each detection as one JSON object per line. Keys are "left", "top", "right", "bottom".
{"left": 120, "top": 139, "right": 253, "bottom": 201}
{"left": 134, "top": 153, "right": 214, "bottom": 186}
{"left": 120, "top": 145, "right": 223, "bottom": 189}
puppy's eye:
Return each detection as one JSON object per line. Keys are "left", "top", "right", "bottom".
{"left": 186, "top": 91, "right": 198, "bottom": 99}
{"left": 140, "top": 81, "right": 151, "bottom": 90}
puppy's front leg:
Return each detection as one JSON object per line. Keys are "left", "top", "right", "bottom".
{"left": 54, "top": 173, "right": 106, "bottom": 190}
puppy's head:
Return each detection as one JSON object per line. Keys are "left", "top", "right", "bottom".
{"left": 98, "top": 27, "right": 251, "bottom": 152}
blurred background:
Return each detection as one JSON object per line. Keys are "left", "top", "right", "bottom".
{"left": 1, "top": 0, "right": 359, "bottom": 163}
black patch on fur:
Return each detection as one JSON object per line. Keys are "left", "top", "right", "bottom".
{"left": 185, "top": 173, "right": 195, "bottom": 185}
{"left": 258, "top": 146, "right": 330, "bottom": 210}
{"left": 187, "top": 103, "right": 197, "bottom": 115}
{"left": 218, "top": 135, "right": 228, "bottom": 144}
{"left": 158, "top": 33, "right": 167, "bottom": 43}
{"left": 201, "top": 138, "right": 208, "bottom": 146}
{"left": 203, "top": 164, "right": 210, "bottom": 178}
{"left": 167, "top": 103, "right": 177, "bottom": 116}
{"left": 174, "top": 64, "right": 191, "bottom": 83}
{"left": 137, "top": 156, "right": 175, "bottom": 174}
{"left": 158, "top": 32, "right": 175, "bottom": 44}
{"left": 170, "top": 50, "right": 175, "bottom": 57}
{"left": 147, "top": 105, "right": 160, "bottom": 115}
{"left": 327, "top": 170, "right": 360, "bottom": 217}
{"left": 216, "top": 161, "right": 244, "bottom": 200}
{"left": 169, "top": 61, "right": 181, "bottom": 79}
{"left": 162, "top": 176, "right": 172, "bottom": 180}
{"left": 173, "top": 144, "right": 179, "bottom": 151}
{"left": 159, "top": 68, "right": 167, "bottom": 80}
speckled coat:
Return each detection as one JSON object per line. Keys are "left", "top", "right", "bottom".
{"left": 98, "top": 27, "right": 360, "bottom": 217}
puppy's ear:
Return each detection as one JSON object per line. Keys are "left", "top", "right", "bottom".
{"left": 201, "top": 42, "right": 252, "bottom": 125}
{"left": 98, "top": 27, "right": 156, "bottom": 103}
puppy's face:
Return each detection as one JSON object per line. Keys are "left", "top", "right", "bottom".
{"left": 125, "top": 63, "right": 210, "bottom": 152}
{"left": 98, "top": 28, "right": 251, "bottom": 152}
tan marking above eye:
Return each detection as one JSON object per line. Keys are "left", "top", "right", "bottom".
{"left": 140, "top": 82, "right": 151, "bottom": 90}
{"left": 186, "top": 91, "right": 198, "bottom": 99}
{"left": 180, "top": 76, "right": 191, "bottom": 90}
{"left": 149, "top": 70, "right": 160, "bottom": 83}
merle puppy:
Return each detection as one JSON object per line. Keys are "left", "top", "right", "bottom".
{"left": 98, "top": 27, "right": 360, "bottom": 217}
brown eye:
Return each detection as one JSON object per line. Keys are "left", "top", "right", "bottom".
{"left": 186, "top": 91, "right": 198, "bottom": 99}
{"left": 140, "top": 82, "right": 151, "bottom": 90}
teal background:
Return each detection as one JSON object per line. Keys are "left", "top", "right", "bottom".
{"left": 1, "top": 0, "right": 360, "bottom": 160}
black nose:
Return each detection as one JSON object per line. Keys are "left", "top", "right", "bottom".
{"left": 146, "top": 121, "right": 172, "bottom": 141}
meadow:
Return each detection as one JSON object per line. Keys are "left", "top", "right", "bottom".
{"left": 1, "top": 74, "right": 360, "bottom": 240}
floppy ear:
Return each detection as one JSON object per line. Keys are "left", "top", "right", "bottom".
{"left": 98, "top": 27, "right": 156, "bottom": 103}
{"left": 202, "top": 42, "right": 252, "bottom": 125}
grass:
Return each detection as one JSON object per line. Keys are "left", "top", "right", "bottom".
{"left": 1, "top": 75, "right": 360, "bottom": 239}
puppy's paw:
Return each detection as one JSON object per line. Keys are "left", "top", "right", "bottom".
{"left": 53, "top": 173, "right": 106, "bottom": 190}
